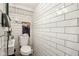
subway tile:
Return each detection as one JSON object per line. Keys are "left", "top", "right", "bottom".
{"left": 65, "top": 27, "right": 79, "bottom": 34}
{"left": 65, "top": 10, "right": 79, "bottom": 20}
{"left": 51, "top": 38, "right": 64, "bottom": 45}
{"left": 47, "top": 23, "right": 57, "bottom": 27}
{"left": 57, "top": 33, "right": 78, "bottom": 42}
{"left": 48, "top": 45, "right": 65, "bottom": 56}
{"left": 51, "top": 15, "right": 64, "bottom": 22}
{"left": 53, "top": 48, "right": 65, "bottom": 56}
{"left": 64, "top": 4, "right": 77, "bottom": 13}
{"left": 64, "top": 3, "right": 73, "bottom": 7}
{"left": 54, "top": 3, "right": 64, "bottom": 11}
{"left": 57, "top": 45, "right": 78, "bottom": 56}
{"left": 56, "top": 4, "right": 77, "bottom": 15}
{"left": 48, "top": 32, "right": 57, "bottom": 37}
{"left": 50, "top": 27, "right": 64, "bottom": 33}
{"left": 55, "top": 38, "right": 65, "bottom": 45}
{"left": 57, "top": 19, "right": 78, "bottom": 27}
{"left": 42, "top": 38, "right": 57, "bottom": 48}
{"left": 66, "top": 41, "right": 79, "bottom": 51}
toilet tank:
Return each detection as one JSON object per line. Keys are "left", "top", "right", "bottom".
{"left": 19, "top": 34, "right": 29, "bottom": 46}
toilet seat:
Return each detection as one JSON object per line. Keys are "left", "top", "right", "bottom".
{"left": 20, "top": 46, "right": 32, "bottom": 55}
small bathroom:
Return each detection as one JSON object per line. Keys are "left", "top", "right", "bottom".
{"left": 0, "top": 3, "right": 34, "bottom": 56}
{"left": 0, "top": 2, "right": 79, "bottom": 56}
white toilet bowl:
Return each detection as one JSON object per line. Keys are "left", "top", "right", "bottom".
{"left": 20, "top": 46, "right": 32, "bottom": 56}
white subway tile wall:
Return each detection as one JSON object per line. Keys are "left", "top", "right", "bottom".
{"left": 32, "top": 3, "right": 79, "bottom": 56}
{"left": 9, "top": 6, "right": 33, "bottom": 37}
{"left": 9, "top": 5, "right": 33, "bottom": 55}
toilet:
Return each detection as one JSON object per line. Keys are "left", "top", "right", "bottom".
{"left": 19, "top": 34, "right": 32, "bottom": 56}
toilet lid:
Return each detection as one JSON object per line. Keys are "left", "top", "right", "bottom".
{"left": 21, "top": 46, "right": 31, "bottom": 53}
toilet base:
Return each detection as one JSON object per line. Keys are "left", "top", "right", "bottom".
{"left": 20, "top": 51, "right": 32, "bottom": 56}
{"left": 8, "top": 54, "right": 15, "bottom": 56}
